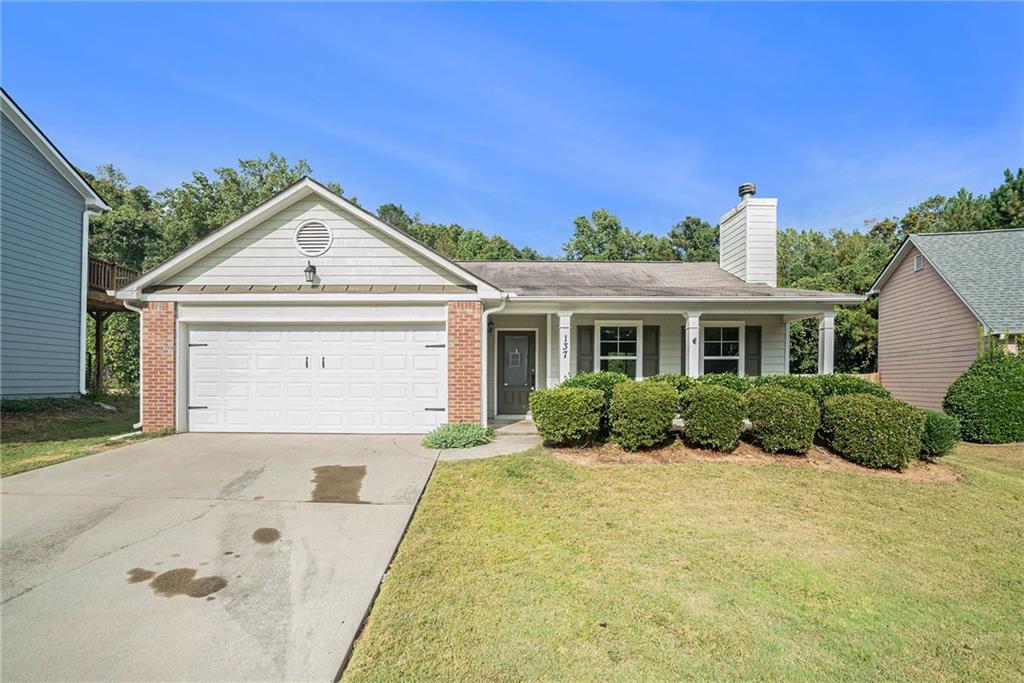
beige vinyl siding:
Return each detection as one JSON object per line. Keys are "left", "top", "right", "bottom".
{"left": 166, "top": 198, "right": 466, "bottom": 287}
{"left": 877, "top": 245, "right": 978, "bottom": 411}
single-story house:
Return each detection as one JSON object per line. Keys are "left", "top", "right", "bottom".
{"left": 117, "top": 178, "right": 863, "bottom": 433}
{"left": 1, "top": 88, "right": 110, "bottom": 398}
{"left": 869, "top": 228, "right": 1024, "bottom": 411}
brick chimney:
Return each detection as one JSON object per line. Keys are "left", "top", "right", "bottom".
{"left": 718, "top": 182, "right": 777, "bottom": 287}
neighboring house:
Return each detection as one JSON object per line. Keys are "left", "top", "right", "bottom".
{"left": 116, "top": 178, "right": 863, "bottom": 434}
{"left": 869, "top": 229, "right": 1024, "bottom": 411}
{"left": 1, "top": 88, "right": 111, "bottom": 399}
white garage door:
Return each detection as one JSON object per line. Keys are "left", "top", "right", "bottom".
{"left": 187, "top": 324, "right": 447, "bottom": 433}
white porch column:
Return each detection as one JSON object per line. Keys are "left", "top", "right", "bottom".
{"left": 817, "top": 312, "right": 835, "bottom": 375}
{"left": 783, "top": 321, "right": 791, "bottom": 374}
{"left": 685, "top": 312, "right": 701, "bottom": 378}
{"left": 557, "top": 311, "right": 572, "bottom": 383}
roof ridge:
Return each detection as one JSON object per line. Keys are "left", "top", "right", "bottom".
{"left": 911, "top": 228, "right": 1024, "bottom": 237}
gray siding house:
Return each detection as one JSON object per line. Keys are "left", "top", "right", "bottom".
{"left": 869, "top": 229, "right": 1024, "bottom": 411}
{"left": 1, "top": 89, "right": 109, "bottom": 398}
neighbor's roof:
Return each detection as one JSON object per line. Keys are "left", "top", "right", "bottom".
{"left": 0, "top": 88, "right": 109, "bottom": 211}
{"left": 871, "top": 229, "right": 1024, "bottom": 333}
{"left": 457, "top": 260, "right": 863, "bottom": 301}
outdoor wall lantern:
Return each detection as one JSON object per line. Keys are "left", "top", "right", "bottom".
{"left": 304, "top": 261, "right": 317, "bottom": 284}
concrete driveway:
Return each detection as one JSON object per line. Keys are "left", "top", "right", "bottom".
{"left": 0, "top": 433, "right": 441, "bottom": 682}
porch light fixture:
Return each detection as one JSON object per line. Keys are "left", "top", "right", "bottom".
{"left": 487, "top": 319, "right": 495, "bottom": 335}
{"left": 304, "top": 261, "right": 317, "bottom": 284}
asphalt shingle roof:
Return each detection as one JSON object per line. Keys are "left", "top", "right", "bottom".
{"left": 456, "top": 260, "right": 859, "bottom": 299}
{"left": 909, "top": 229, "right": 1024, "bottom": 333}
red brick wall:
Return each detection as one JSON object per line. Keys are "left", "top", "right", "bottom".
{"left": 141, "top": 301, "right": 176, "bottom": 431}
{"left": 447, "top": 301, "right": 482, "bottom": 423}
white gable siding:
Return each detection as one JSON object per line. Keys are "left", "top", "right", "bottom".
{"left": 165, "top": 198, "right": 467, "bottom": 287}
{"left": 718, "top": 206, "right": 747, "bottom": 281}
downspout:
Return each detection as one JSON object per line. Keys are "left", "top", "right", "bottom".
{"left": 122, "top": 298, "right": 144, "bottom": 430}
{"left": 480, "top": 296, "right": 509, "bottom": 426}
{"left": 79, "top": 207, "right": 101, "bottom": 394}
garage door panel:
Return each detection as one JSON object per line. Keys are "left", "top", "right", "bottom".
{"left": 188, "top": 324, "right": 447, "bottom": 433}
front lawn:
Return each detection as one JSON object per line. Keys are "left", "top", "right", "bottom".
{"left": 1, "top": 395, "right": 159, "bottom": 477}
{"left": 345, "top": 443, "right": 1024, "bottom": 681}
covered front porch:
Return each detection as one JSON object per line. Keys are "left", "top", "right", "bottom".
{"left": 482, "top": 302, "right": 837, "bottom": 421}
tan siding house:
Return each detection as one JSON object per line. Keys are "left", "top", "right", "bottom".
{"left": 870, "top": 229, "right": 1024, "bottom": 412}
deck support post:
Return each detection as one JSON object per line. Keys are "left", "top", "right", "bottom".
{"left": 89, "top": 310, "right": 110, "bottom": 392}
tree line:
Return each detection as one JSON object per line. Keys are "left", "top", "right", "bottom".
{"left": 85, "top": 154, "right": 1023, "bottom": 389}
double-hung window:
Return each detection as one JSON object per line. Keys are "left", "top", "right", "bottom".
{"left": 597, "top": 323, "right": 641, "bottom": 378}
{"left": 702, "top": 325, "right": 742, "bottom": 375}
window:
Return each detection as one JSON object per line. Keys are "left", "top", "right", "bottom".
{"left": 913, "top": 254, "right": 924, "bottom": 272}
{"left": 703, "top": 325, "right": 741, "bottom": 375}
{"left": 597, "top": 324, "right": 639, "bottom": 378}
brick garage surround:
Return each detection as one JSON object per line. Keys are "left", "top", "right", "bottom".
{"left": 141, "top": 301, "right": 176, "bottom": 431}
{"left": 447, "top": 301, "right": 482, "bottom": 423}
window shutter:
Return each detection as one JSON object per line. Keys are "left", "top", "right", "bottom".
{"left": 577, "top": 326, "right": 594, "bottom": 373}
{"left": 643, "top": 326, "right": 660, "bottom": 377}
{"left": 744, "top": 326, "right": 762, "bottom": 377}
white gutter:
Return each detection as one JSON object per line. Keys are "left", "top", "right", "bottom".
{"left": 79, "top": 208, "right": 101, "bottom": 394}
{"left": 509, "top": 295, "right": 866, "bottom": 304}
{"left": 480, "top": 296, "right": 509, "bottom": 426}
{"left": 122, "top": 300, "right": 144, "bottom": 430}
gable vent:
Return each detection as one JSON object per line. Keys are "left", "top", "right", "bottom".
{"left": 294, "top": 221, "right": 333, "bottom": 257}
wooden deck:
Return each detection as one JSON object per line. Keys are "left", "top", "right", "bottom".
{"left": 87, "top": 256, "right": 138, "bottom": 312}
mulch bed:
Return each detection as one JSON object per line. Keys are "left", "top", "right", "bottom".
{"left": 551, "top": 439, "right": 962, "bottom": 484}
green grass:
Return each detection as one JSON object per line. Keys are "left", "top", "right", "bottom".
{"left": 345, "top": 443, "right": 1024, "bottom": 682}
{"left": 1, "top": 395, "right": 163, "bottom": 477}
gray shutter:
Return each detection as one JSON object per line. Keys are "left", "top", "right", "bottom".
{"left": 643, "top": 326, "right": 660, "bottom": 377}
{"left": 745, "top": 326, "right": 762, "bottom": 377}
{"left": 577, "top": 326, "right": 594, "bottom": 373}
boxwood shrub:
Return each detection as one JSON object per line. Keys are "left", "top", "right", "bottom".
{"left": 422, "top": 423, "right": 495, "bottom": 449}
{"left": 609, "top": 380, "right": 679, "bottom": 451}
{"left": 643, "top": 374, "right": 695, "bottom": 411}
{"left": 751, "top": 374, "right": 822, "bottom": 402}
{"left": 529, "top": 387, "right": 604, "bottom": 446}
{"left": 697, "top": 372, "right": 751, "bottom": 393}
{"left": 746, "top": 386, "right": 819, "bottom": 454}
{"left": 821, "top": 395, "right": 925, "bottom": 470}
{"left": 814, "top": 374, "right": 891, "bottom": 403}
{"left": 918, "top": 410, "right": 960, "bottom": 459}
{"left": 943, "top": 354, "right": 1024, "bottom": 444}
{"left": 680, "top": 384, "right": 747, "bottom": 451}
{"left": 561, "top": 371, "right": 631, "bottom": 426}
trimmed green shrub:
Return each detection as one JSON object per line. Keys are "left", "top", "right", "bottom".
{"left": 561, "top": 371, "right": 631, "bottom": 425}
{"left": 943, "top": 354, "right": 1024, "bottom": 444}
{"left": 821, "top": 395, "right": 925, "bottom": 470}
{"left": 813, "top": 374, "right": 891, "bottom": 403}
{"left": 680, "top": 384, "right": 747, "bottom": 452}
{"left": 644, "top": 373, "right": 696, "bottom": 396}
{"left": 751, "top": 375, "right": 822, "bottom": 402}
{"left": 746, "top": 386, "right": 819, "bottom": 454}
{"left": 422, "top": 423, "right": 495, "bottom": 449}
{"left": 609, "top": 381, "right": 679, "bottom": 451}
{"left": 529, "top": 387, "right": 604, "bottom": 446}
{"left": 697, "top": 372, "right": 751, "bottom": 393}
{"left": 918, "top": 410, "right": 960, "bottom": 459}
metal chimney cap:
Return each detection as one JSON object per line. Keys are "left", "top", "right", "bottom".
{"left": 738, "top": 183, "right": 756, "bottom": 198}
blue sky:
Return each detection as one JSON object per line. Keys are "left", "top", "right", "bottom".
{"left": 4, "top": 2, "right": 1021, "bottom": 256}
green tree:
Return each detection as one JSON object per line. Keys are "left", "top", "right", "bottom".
{"left": 84, "top": 165, "right": 161, "bottom": 271}
{"left": 563, "top": 209, "right": 676, "bottom": 261}
{"left": 668, "top": 216, "right": 719, "bottom": 261}
{"left": 984, "top": 168, "right": 1024, "bottom": 230}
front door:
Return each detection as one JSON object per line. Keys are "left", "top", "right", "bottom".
{"left": 497, "top": 331, "right": 535, "bottom": 415}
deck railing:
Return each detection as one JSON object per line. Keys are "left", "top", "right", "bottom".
{"left": 88, "top": 256, "right": 139, "bottom": 292}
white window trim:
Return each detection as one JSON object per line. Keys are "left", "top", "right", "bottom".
{"left": 492, "top": 327, "right": 540, "bottom": 419}
{"left": 594, "top": 319, "right": 644, "bottom": 379}
{"left": 699, "top": 320, "right": 746, "bottom": 376}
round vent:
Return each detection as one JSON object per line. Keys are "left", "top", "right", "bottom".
{"left": 294, "top": 221, "right": 332, "bottom": 256}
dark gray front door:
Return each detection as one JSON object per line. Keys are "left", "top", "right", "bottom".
{"left": 498, "top": 331, "right": 535, "bottom": 415}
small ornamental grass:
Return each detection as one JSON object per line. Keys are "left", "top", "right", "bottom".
{"left": 680, "top": 384, "right": 747, "bottom": 452}
{"left": 918, "top": 410, "right": 960, "bottom": 459}
{"left": 821, "top": 394, "right": 924, "bottom": 470}
{"left": 529, "top": 387, "right": 604, "bottom": 447}
{"left": 747, "top": 386, "right": 819, "bottom": 455}
{"left": 943, "top": 354, "right": 1024, "bottom": 444}
{"left": 609, "top": 381, "right": 679, "bottom": 451}
{"left": 422, "top": 423, "right": 495, "bottom": 449}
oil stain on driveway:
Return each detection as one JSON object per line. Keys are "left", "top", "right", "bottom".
{"left": 0, "top": 433, "right": 438, "bottom": 682}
